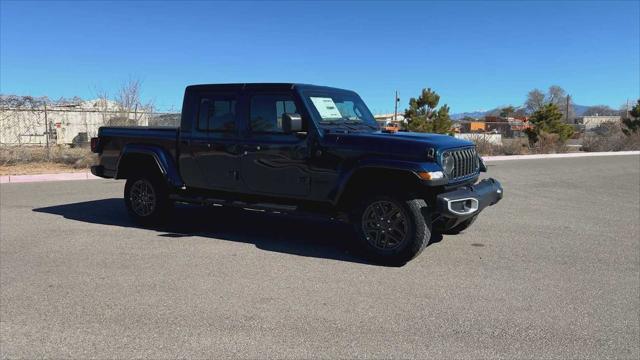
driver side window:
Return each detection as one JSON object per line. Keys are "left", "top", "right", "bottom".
{"left": 250, "top": 94, "right": 298, "bottom": 133}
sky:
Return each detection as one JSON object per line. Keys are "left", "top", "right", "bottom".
{"left": 1, "top": 0, "right": 639, "bottom": 114}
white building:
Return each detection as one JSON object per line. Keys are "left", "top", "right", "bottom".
{"left": 580, "top": 115, "right": 621, "bottom": 130}
{"left": 374, "top": 113, "right": 406, "bottom": 127}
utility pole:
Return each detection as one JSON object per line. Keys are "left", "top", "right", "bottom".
{"left": 393, "top": 91, "right": 399, "bottom": 122}
{"left": 566, "top": 95, "right": 571, "bottom": 123}
{"left": 43, "top": 102, "right": 50, "bottom": 160}
{"left": 627, "top": 99, "right": 630, "bottom": 118}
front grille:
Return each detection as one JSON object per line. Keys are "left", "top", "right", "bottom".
{"left": 444, "top": 147, "right": 479, "bottom": 181}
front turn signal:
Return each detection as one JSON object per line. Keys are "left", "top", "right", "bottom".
{"left": 417, "top": 171, "right": 444, "bottom": 180}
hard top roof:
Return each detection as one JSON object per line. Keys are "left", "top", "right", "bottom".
{"left": 185, "top": 83, "right": 353, "bottom": 93}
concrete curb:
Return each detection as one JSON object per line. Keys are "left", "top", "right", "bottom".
{"left": 483, "top": 151, "right": 639, "bottom": 162}
{"left": 1, "top": 151, "right": 638, "bottom": 184}
{"left": 0, "top": 172, "right": 100, "bottom": 184}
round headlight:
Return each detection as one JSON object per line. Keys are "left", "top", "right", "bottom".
{"left": 443, "top": 153, "right": 455, "bottom": 176}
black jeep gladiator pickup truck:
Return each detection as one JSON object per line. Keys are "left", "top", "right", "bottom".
{"left": 91, "top": 83, "right": 502, "bottom": 264}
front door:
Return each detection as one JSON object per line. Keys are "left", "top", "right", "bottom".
{"left": 239, "top": 92, "right": 311, "bottom": 197}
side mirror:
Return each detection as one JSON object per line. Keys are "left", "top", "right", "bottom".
{"left": 282, "top": 113, "right": 303, "bottom": 133}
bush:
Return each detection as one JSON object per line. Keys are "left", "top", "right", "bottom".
{"left": 500, "top": 138, "right": 530, "bottom": 155}
{"left": 466, "top": 134, "right": 500, "bottom": 155}
{"left": 582, "top": 124, "right": 640, "bottom": 152}
{"left": 530, "top": 132, "right": 568, "bottom": 154}
{"left": 0, "top": 146, "right": 97, "bottom": 169}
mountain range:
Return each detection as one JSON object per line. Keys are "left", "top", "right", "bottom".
{"left": 451, "top": 104, "right": 591, "bottom": 120}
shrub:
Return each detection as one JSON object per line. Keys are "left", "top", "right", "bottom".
{"left": 500, "top": 138, "right": 530, "bottom": 155}
{"left": 531, "top": 132, "right": 568, "bottom": 154}
{"left": 582, "top": 124, "right": 640, "bottom": 152}
{"left": 0, "top": 146, "right": 96, "bottom": 169}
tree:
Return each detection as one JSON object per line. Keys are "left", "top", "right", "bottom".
{"left": 547, "top": 85, "right": 566, "bottom": 105}
{"left": 526, "top": 103, "right": 574, "bottom": 144}
{"left": 403, "top": 88, "right": 452, "bottom": 134}
{"left": 622, "top": 99, "right": 640, "bottom": 135}
{"left": 113, "top": 78, "right": 154, "bottom": 126}
{"left": 94, "top": 89, "right": 110, "bottom": 125}
{"left": 524, "top": 86, "right": 575, "bottom": 121}
{"left": 584, "top": 105, "right": 618, "bottom": 116}
{"left": 525, "top": 89, "right": 545, "bottom": 113}
{"left": 499, "top": 106, "right": 516, "bottom": 118}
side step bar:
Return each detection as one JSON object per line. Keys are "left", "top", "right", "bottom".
{"left": 168, "top": 194, "right": 346, "bottom": 221}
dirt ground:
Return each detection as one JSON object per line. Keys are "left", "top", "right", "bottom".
{"left": 0, "top": 163, "right": 88, "bottom": 176}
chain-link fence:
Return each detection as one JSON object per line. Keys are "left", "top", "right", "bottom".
{"left": 0, "top": 107, "right": 180, "bottom": 147}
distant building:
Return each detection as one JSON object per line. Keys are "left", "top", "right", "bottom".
{"left": 455, "top": 133, "right": 502, "bottom": 145}
{"left": 374, "top": 113, "right": 405, "bottom": 127}
{"left": 459, "top": 121, "right": 486, "bottom": 133}
{"left": 580, "top": 115, "right": 621, "bottom": 130}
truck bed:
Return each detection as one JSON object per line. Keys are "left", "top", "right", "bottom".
{"left": 96, "top": 126, "right": 180, "bottom": 178}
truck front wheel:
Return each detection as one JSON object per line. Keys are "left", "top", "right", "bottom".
{"left": 124, "top": 174, "right": 171, "bottom": 226}
{"left": 353, "top": 195, "right": 431, "bottom": 265}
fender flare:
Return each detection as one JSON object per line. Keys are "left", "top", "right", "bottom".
{"left": 116, "top": 144, "right": 184, "bottom": 188}
{"left": 330, "top": 158, "right": 443, "bottom": 205}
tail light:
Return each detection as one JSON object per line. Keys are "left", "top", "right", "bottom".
{"left": 90, "top": 137, "right": 101, "bottom": 153}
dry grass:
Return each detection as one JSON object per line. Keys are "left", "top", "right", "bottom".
{"left": 529, "top": 133, "right": 569, "bottom": 154}
{"left": 500, "top": 138, "right": 530, "bottom": 155}
{"left": 582, "top": 124, "right": 640, "bottom": 152}
{"left": 0, "top": 163, "right": 88, "bottom": 176}
{"left": 0, "top": 146, "right": 96, "bottom": 175}
{"left": 468, "top": 136, "right": 530, "bottom": 156}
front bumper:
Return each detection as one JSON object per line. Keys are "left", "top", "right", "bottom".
{"left": 435, "top": 178, "right": 503, "bottom": 226}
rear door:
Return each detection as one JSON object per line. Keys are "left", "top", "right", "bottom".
{"left": 238, "top": 91, "right": 311, "bottom": 197}
{"left": 189, "top": 92, "right": 243, "bottom": 191}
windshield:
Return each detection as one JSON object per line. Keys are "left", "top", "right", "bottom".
{"left": 303, "top": 90, "right": 378, "bottom": 129}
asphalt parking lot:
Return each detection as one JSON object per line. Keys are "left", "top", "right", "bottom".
{"left": 1, "top": 155, "right": 639, "bottom": 359}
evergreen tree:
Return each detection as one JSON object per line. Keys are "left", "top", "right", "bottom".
{"left": 526, "top": 103, "right": 574, "bottom": 143}
{"left": 403, "top": 88, "right": 452, "bottom": 134}
{"left": 622, "top": 99, "right": 640, "bottom": 135}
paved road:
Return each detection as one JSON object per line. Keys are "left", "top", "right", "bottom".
{"left": 1, "top": 155, "right": 639, "bottom": 359}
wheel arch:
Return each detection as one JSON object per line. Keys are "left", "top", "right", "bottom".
{"left": 116, "top": 145, "right": 183, "bottom": 188}
{"left": 334, "top": 165, "right": 427, "bottom": 211}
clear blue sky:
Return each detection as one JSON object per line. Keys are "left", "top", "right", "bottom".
{"left": 1, "top": 0, "right": 639, "bottom": 114}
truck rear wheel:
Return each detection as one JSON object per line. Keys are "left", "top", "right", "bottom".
{"left": 352, "top": 195, "right": 431, "bottom": 265}
{"left": 124, "top": 174, "right": 171, "bottom": 226}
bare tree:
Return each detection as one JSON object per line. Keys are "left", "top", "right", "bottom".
{"left": 94, "top": 89, "right": 111, "bottom": 125}
{"left": 114, "top": 78, "right": 154, "bottom": 126}
{"left": 525, "top": 86, "right": 575, "bottom": 121}
{"left": 525, "top": 89, "right": 545, "bottom": 113}
{"left": 547, "top": 85, "right": 566, "bottom": 105}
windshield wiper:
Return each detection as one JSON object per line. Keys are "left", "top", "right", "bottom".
{"left": 319, "top": 120, "right": 341, "bottom": 125}
{"left": 319, "top": 119, "right": 377, "bottom": 131}
{"left": 344, "top": 120, "right": 378, "bottom": 130}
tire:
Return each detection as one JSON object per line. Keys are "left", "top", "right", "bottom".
{"left": 442, "top": 215, "right": 477, "bottom": 235}
{"left": 352, "top": 194, "right": 431, "bottom": 265}
{"left": 124, "top": 173, "right": 171, "bottom": 226}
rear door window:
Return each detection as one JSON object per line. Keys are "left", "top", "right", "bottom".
{"left": 197, "top": 96, "right": 237, "bottom": 132}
